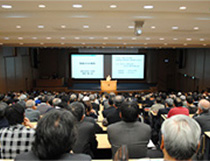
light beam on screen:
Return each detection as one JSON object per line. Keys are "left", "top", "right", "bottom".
{"left": 71, "top": 54, "right": 104, "bottom": 79}
{"left": 112, "top": 55, "right": 145, "bottom": 79}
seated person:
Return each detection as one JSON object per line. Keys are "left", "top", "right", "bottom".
{"left": 16, "top": 110, "right": 91, "bottom": 161}
{"left": 0, "top": 104, "right": 35, "bottom": 159}
{"left": 69, "top": 102, "right": 98, "bottom": 158}
{"left": 0, "top": 104, "right": 9, "bottom": 129}
{"left": 107, "top": 99, "right": 151, "bottom": 158}
{"left": 186, "top": 96, "right": 197, "bottom": 114}
{"left": 102, "top": 97, "right": 115, "bottom": 118}
{"left": 160, "top": 115, "right": 201, "bottom": 161}
{"left": 150, "top": 97, "right": 165, "bottom": 114}
{"left": 25, "top": 99, "right": 40, "bottom": 122}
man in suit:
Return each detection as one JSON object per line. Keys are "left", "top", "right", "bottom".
{"left": 25, "top": 99, "right": 40, "bottom": 122}
{"left": 102, "top": 97, "right": 115, "bottom": 118}
{"left": 161, "top": 115, "right": 201, "bottom": 161}
{"left": 106, "top": 95, "right": 125, "bottom": 126}
{"left": 37, "top": 95, "right": 52, "bottom": 115}
{"left": 194, "top": 99, "right": 210, "bottom": 133}
{"left": 107, "top": 99, "right": 151, "bottom": 158}
{"left": 69, "top": 102, "right": 98, "bottom": 158}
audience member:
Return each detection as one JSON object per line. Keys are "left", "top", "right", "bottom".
{"left": 37, "top": 95, "right": 52, "bottom": 115}
{"left": 25, "top": 99, "right": 40, "bottom": 122}
{"left": 158, "top": 98, "right": 174, "bottom": 116}
{"left": 167, "top": 97, "right": 189, "bottom": 118}
{"left": 52, "top": 98, "right": 62, "bottom": 109}
{"left": 0, "top": 104, "right": 9, "bottom": 129}
{"left": 107, "top": 99, "right": 151, "bottom": 158}
{"left": 186, "top": 96, "right": 197, "bottom": 114}
{"left": 0, "top": 104, "right": 35, "bottom": 159}
{"left": 102, "top": 97, "right": 115, "bottom": 118}
{"left": 161, "top": 115, "right": 201, "bottom": 161}
{"left": 150, "top": 97, "right": 164, "bottom": 114}
{"left": 194, "top": 99, "right": 210, "bottom": 133}
{"left": 16, "top": 110, "right": 91, "bottom": 161}
{"left": 89, "top": 94, "right": 100, "bottom": 114}
{"left": 69, "top": 102, "right": 98, "bottom": 158}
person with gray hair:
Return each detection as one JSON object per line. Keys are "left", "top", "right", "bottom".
{"left": 194, "top": 99, "right": 210, "bottom": 133}
{"left": 52, "top": 98, "right": 62, "bottom": 109}
{"left": 25, "top": 99, "right": 40, "bottom": 122}
{"left": 161, "top": 115, "right": 201, "bottom": 161}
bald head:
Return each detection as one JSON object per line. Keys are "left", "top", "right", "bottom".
{"left": 198, "top": 99, "right": 210, "bottom": 112}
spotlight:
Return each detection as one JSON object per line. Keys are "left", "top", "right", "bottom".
{"left": 135, "top": 21, "right": 144, "bottom": 36}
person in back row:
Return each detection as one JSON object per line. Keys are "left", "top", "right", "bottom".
{"left": 16, "top": 110, "right": 91, "bottom": 161}
{"left": 161, "top": 115, "right": 201, "bottom": 161}
{"left": 108, "top": 99, "right": 151, "bottom": 158}
{"left": 25, "top": 99, "right": 40, "bottom": 122}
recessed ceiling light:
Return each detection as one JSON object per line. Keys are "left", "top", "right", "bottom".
{"left": 103, "top": 37, "right": 108, "bottom": 40}
{"left": 164, "top": 43, "right": 168, "bottom": 45}
{"left": 75, "top": 37, "right": 80, "bottom": 40}
{"left": 1, "top": 5, "right": 12, "bottom": 9}
{"left": 186, "top": 38, "right": 192, "bottom": 41}
{"left": 123, "top": 43, "right": 127, "bottom": 45}
{"left": 40, "top": 42, "right": 44, "bottom": 45}
{"left": 32, "top": 37, "right": 37, "bottom": 40}
{"left": 89, "top": 37, "right": 94, "bottom": 40}
{"left": 46, "top": 37, "right": 52, "bottom": 40}
{"left": 132, "top": 37, "right": 137, "bottom": 40}
{"left": 173, "top": 38, "right": 178, "bottom": 41}
{"left": 106, "top": 25, "right": 111, "bottom": 28}
{"left": 110, "top": 4, "right": 117, "bottom": 8}
{"left": 193, "top": 27, "right": 199, "bottom": 30}
{"left": 200, "top": 38, "right": 205, "bottom": 41}
{"left": 38, "top": 4, "right": 46, "bottom": 8}
{"left": 172, "top": 26, "right": 179, "bottom": 30}
{"left": 144, "top": 5, "right": 154, "bottom": 9}
{"left": 72, "top": 4, "right": 83, "bottom": 8}
{"left": 203, "top": 44, "right": 207, "bottom": 46}
{"left": 159, "top": 38, "right": 165, "bottom": 40}
{"left": 179, "top": 6, "right": 187, "bottom": 10}
{"left": 16, "top": 25, "right": 21, "bottom": 29}
{"left": 82, "top": 43, "right": 86, "bottom": 45}
{"left": 61, "top": 25, "right": 66, "bottom": 28}
{"left": 38, "top": 25, "right": 44, "bottom": 29}
{"left": 61, "top": 42, "right": 65, "bottom": 45}
{"left": 83, "top": 25, "right": 89, "bottom": 28}
{"left": 118, "top": 37, "right": 122, "bottom": 40}
{"left": 18, "top": 37, "right": 23, "bottom": 40}
{"left": 128, "top": 26, "right": 134, "bottom": 29}
{"left": 4, "top": 37, "right": 9, "bottom": 40}
{"left": 151, "top": 26, "right": 156, "bottom": 29}
{"left": 19, "top": 43, "right": 24, "bottom": 45}
{"left": 184, "top": 43, "right": 187, "bottom": 46}
{"left": 145, "top": 37, "right": 151, "bottom": 40}
{"left": 61, "top": 37, "right": 66, "bottom": 40}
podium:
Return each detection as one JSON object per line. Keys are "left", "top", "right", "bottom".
{"left": 101, "top": 80, "right": 117, "bottom": 92}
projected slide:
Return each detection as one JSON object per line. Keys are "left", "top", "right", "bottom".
{"left": 71, "top": 54, "right": 104, "bottom": 79}
{"left": 112, "top": 55, "right": 145, "bottom": 79}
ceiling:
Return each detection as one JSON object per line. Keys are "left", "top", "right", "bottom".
{"left": 0, "top": 0, "right": 210, "bottom": 48}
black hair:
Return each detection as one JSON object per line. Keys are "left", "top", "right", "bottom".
{"left": 32, "top": 110, "right": 77, "bottom": 160}
{"left": 69, "top": 102, "right": 85, "bottom": 121}
{"left": 5, "top": 104, "right": 25, "bottom": 125}
{"left": 156, "top": 97, "right": 162, "bottom": 103}
{"left": 108, "top": 97, "right": 114, "bottom": 106}
{"left": 174, "top": 98, "right": 183, "bottom": 107}
{"left": 114, "top": 95, "right": 125, "bottom": 108}
{"left": 120, "top": 100, "right": 139, "bottom": 122}
{"left": 0, "top": 104, "right": 7, "bottom": 119}
{"left": 186, "top": 96, "right": 194, "bottom": 104}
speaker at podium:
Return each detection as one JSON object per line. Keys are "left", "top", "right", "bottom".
{"left": 101, "top": 75, "right": 117, "bottom": 92}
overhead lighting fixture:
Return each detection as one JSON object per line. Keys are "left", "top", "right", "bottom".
{"left": 61, "top": 25, "right": 66, "bottom": 28}
{"left": 19, "top": 43, "right": 24, "bottom": 45}
{"left": 144, "top": 43, "right": 147, "bottom": 45}
{"left": 1, "top": 5, "right": 12, "bottom": 9}
{"left": 193, "top": 27, "right": 199, "bottom": 30}
{"left": 18, "top": 37, "right": 23, "bottom": 40}
{"left": 106, "top": 25, "right": 111, "bottom": 28}
{"left": 32, "top": 37, "right": 37, "bottom": 40}
{"left": 186, "top": 38, "right": 192, "bottom": 41}
{"left": 184, "top": 43, "right": 187, "bottom": 46}
{"left": 144, "top": 5, "right": 154, "bottom": 9}
{"left": 61, "top": 37, "right": 66, "bottom": 40}
{"left": 151, "top": 26, "right": 156, "bottom": 29}
{"left": 89, "top": 37, "right": 94, "bottom": 40}
{"left": 118, "top": 37, "right": 122, "bottom": 40}
{"left": 16, "top": 25, "right": 21, "bottom": 29}
{"left": 134, "top": 21, "right": 144, "bottom": 36}
{"left": 173, "top": 38, "right": 178, "bottom": 41}
{"left": 179, "top": 6, "right": 187, "bottom": 10}
{"left": 61, "top": 42, "right": 65, "bottom": 45}
{"left": 159, "top": 38, "right": 165, "bottom": 40}
{"left": 73, "top": 4, "right": 82, "bottom": 8}
{"left": 4, "top": 37, "right": 9, "bottom": 40}
{"left": 83, "top": 25, "right": 89, "bottom": 28}
{"left": 128, "top": 26, "right": 134, "bottom": 29}
{"left": 123, "top": 43, "right": 127, "bottom": 45}
{"left": 40, "top": 42, "right": 44, "bottom": 45}
{"left": 75, "top": 37, "right": 80, "bottom": 40}
{"left": 82, "top": 43, "right": 86, "bottom": 45}
{"left": 172, "top": 26, "right": 179, "bottom": 30}
{"left": 145, "top": 37, "right": 151, "bottom": 40}
{"left": 110, "top": 4, "right": 117, "bottom": 8}
{"left": 38, "top": 4, "right": 46, "bottom": 8}
{"left": 38, "top": 25, "right": 44, "bottom": 29}
{"left": 103, "top": 37, "right": 108, "bottom": 40}
{"left": 46, "top": 37, "right": 52, "bottom": 40}
{"left": 164, "top": 43, "right": 168, "bottom": 45}
{"left": 132, "top": 37, "right": 137, "bottom": 40}
{"left": 203, "top": 44, "right": 207, "bottom": 46}
{"left": 200, "top": 38, "right": 205, "bottom": 41}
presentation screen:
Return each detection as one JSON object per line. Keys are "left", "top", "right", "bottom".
{"left": 71, "top": 54, "right": 104, "bottom": 79}
{"left": 112, "top": 55, "right": 145, "bottom": 79}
